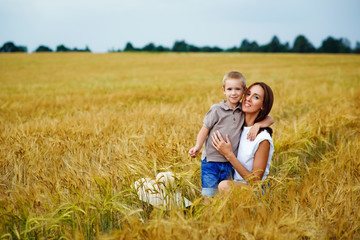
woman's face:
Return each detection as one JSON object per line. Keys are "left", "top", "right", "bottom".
{"left": 242, "top": 84, "right": 264, "bottom": 114}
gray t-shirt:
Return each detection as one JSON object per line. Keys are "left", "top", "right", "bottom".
{"left": 201, "top": 100, "right": 245, "bottom": 162}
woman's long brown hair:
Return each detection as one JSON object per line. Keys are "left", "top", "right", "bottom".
{"left": 245, "top": 82, "right": 274, "bottom": 135}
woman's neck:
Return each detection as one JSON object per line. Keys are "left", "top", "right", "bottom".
{"left": 244, "top": 112, "right": 257, "bottom": 127}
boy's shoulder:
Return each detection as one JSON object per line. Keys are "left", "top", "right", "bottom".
{"left": 209, "top": 101, "right": 223, "bottom": 110}
{"left": 209, "top": 100, "right": 242, "bottom": 112}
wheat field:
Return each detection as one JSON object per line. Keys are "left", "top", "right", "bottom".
{"left": 0, "top": 53, "right": 359, "bottom": 239}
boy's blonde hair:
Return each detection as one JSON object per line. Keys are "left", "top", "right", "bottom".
{"left": 222, "top": 71, "right": 246, "bottom": 88}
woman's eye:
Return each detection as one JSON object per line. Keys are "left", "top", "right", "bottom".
{"left": 254, "top": 96, "right": 259, "bottom": 100}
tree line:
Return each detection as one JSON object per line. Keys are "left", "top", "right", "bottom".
{"left": 0, "top": 43, "right": 91, "bottom": 53}
{"left": 1, "top": 35, "right": 360, "bottom": 53}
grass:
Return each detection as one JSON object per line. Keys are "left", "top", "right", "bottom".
{"left": 0, "top": 52, "right": 359, "bottom": 239}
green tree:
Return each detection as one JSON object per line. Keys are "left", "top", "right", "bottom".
{"left": 239, "top": 39, "right": 259, "bottom": 52}
{"left": 124, "top": 42, "right": 136, "bottom": 51}
{"left": 249, "top": 41, "right": 260, "bottom": 52}
{"left": 84, "top": 46, "right": 91, "bottom": 52}
{"left": 35, "top": 45, "right": 53, "bottom": 52}
{"left": 155, "top": 45, "right": 170, "bottom": 52}
{"left": 73, "top": 46, "right": 91, "bottom": 52}
{"left": 339, "top": 38, "right": 351, "bottom": 53}
{"left": 172, "top": 40, "right": 190, "bottom": 52}
{"left": 200, "top": 46, "right": 223, "bottom": 52}
{"left": 188, "top": 44, "right": 200, "bottom": 52}
{"left": 239, "top": 39, "right": 251, "bottom": 52}
{"left": 318, "top": 37, "right": 351, "bottom": 53}
{"left": 142, "top": 43, "right": 156, "bottom": 52}
{"left": 269, "top": 36, "right": 286, "bottom": 52}
{"left": 292, "top": 35, "right": 315, "bottom": 53}
{"left": 0, "top": 42, "right": 27, "bottom": 52}
{"left": 260, "top": 36, "right": 289, "bottom": 52}
{"left": 225, "top": 46, "right": 238, "bottom": 52}
{"left": 56, "top": 44, "right": 71, "bottom": 52}
{"left": 353, "top": 41, "right": 360, "bottom": 54}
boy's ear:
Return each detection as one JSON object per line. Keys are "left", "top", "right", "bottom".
{"left": 222, "top": 87, "right": 225, "bottom": 94}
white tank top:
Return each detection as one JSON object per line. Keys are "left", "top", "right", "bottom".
{"left": 233, "top": 126, "right": 274, "bottom": 183}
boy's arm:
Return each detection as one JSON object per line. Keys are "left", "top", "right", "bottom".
{"left": 247, "top": 116, "right": 274, "bottom": 141}
{"left": 189, "top": 126, "right": 210, "bottom": 158}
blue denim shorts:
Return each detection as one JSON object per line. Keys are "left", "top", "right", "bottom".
{"left": 201, "top": 158, "right": 234, "bottom": 197}
{"left": 257, "top": 182, "right": 270, "bottom": 196}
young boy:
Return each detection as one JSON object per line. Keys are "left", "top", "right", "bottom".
{"left": 188, "top": 71, "right": 273, "bottom": 198}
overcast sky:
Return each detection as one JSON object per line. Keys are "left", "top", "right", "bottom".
{"left": 1, "top": 0, "right": 360, "bottom": 53}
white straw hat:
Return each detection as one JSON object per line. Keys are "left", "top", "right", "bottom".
{"left": 134, "top": 172, "right": 192, "bottom": 209}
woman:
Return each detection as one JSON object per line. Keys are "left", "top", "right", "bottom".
{"left": 211, "top": 82, "right": 274, "bottom": 192}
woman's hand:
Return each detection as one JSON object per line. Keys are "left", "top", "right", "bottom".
{"left": 211, "top": 131, "right": 233, "bottom": 158}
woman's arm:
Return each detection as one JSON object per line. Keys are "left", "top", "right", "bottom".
{"left": 212, "top": 131, "right": 270, "bottom": 183}
{"left": 250, "top": 141, "right": 270, "bottom": 181}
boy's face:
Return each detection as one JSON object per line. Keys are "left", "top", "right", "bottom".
{"left": 222, "top": 78, "right": 245, "bottom": 105}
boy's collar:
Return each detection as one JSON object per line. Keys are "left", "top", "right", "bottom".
{"left": 220, "top": 100, "right": 242, "bottom": 110}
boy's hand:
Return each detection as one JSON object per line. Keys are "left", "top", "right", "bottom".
{"left": 188, "top": 146, "right": 201, "bottom": 158}
{"left": 247, "top": 123, "right": 260, "bottom": 141}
